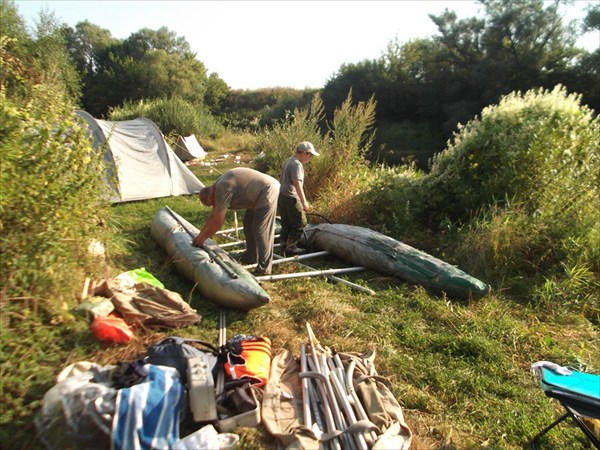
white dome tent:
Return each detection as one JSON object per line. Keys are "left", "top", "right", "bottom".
{"left": 174, "top": 134, "right": 207, "bottom": 161}
{"left": 76, "top": 110, "right": 204, "bottom": 203}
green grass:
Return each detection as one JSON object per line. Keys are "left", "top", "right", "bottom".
{"left": 2, "top": 161, "right": 598, "bottom": 450}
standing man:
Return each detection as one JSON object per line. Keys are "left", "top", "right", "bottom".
{"left": 278, "top": 141, "right": 319, "bottom": 255}
{"left": 192, "top": 167, "right": 280, "bottom": 276}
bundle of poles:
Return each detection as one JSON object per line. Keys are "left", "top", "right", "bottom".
{"left": 300, "top": 323, "right": 377, "bottom": 450}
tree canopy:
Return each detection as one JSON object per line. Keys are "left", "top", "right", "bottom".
{"left": 322, "top": 0, "right": 597, "bottom": 163}
{"left": 59, "top": 23, "right": 228, "bottom": 116}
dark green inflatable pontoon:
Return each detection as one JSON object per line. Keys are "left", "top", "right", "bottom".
{"left": 305, "top": 223, "right": 490, "bottom": 299}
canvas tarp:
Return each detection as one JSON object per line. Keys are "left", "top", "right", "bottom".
{"left": 174, "top": 135, "right": 207, "bottom": 161}
{"left": 76, "top": 110, "right": 204, "bottom": 203}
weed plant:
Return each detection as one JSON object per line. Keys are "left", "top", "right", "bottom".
{"left": 1, "top": 42, "right": 114, "bottom": 446}
{"left": 254, "top": 91, "right": 377, "bottom": 202}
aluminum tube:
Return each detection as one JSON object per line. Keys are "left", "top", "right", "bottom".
{"left": 341, "top": 358, "right": 378, "bottom": 443}
{"left": 270, "top": 251, "right": 330, "bottom": 265}
{"left": 216, "top": 311, "right": 226, "bottom": 396}
{"left": 305, "top": 357, "right": 341, "bottom": 450}
{"left": 320, "top": 354, "right": 354, "bottom": 450}
{"left": 273, "top": 254, "right": 376, "bottom": 295}
{"left": 307, "top": 378, "right": 326, "bottom": 438}
{"left": 256, "top": 266, "right": 366, "bottom": 281}
{"left": 215, "top": 226, "right": 244, "bottom": 235}
{"left": 327, "top": 357, "right": 368, "bottom": 450}
{"left": 218, "top": 241, "right": 246, "bottom": 249}
{"left": 300, "top": 344, "right": 312, "bottom": 428}
{"left": 233, "top": 211, "right": 239, "bottom": 239}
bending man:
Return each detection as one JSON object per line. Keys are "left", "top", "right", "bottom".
{"left": 192, "top": 167, "right": 280, "bottom": 276}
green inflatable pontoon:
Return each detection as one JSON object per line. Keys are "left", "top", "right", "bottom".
{"left": 305, "top": 223, "right": 490, "bottom": 299}
{"left": 151, "top": 207, "right": 270, "bottom": 311}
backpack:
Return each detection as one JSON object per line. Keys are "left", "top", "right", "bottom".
{"left": 261, "top": 349, "right": 412, "bottom": 450}
{"left": 145, "top": 336, "right": 219, "bottom": 385}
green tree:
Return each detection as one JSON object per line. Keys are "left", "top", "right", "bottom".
{"left": 204, "top": 72, "right": 230, "bottom": 113}
{"left": 26, "top": 8, "right": 81, "bottom": 102}
{"left": 61, "top": 20, "right": 117, "bottom": 77}
{"left": 569, "top": 3, "right": 600, "bottom": 111}
{"left": 0, "top": 0, "right": 30, "bottom": 57}
{"left": 122, "top": 26, "right": 193, "bottom": 59}
{"left": 71, "top": 25, "right": 228, "bottom": 116}
{"left": 322, "top": 59, "right": 387, "bottom": 118}
{"left": 0, "top": 0, "right": 33, "bottom": 97}
{"left": 427, "top": 0, "right": 580, "bottom": 127}
{"left": 477, "top": 0, "right": 578, "bottom": 90}
{"left": 322, "top": 0, "right": 587, "bottom": 163}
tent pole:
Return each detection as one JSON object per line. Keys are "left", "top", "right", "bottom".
{"left": 255, "top": 267, "right": 366, "bottom": 281}
{"left": 272, "top": 253, "right": 376, "bottom": 295}
{"left": 233, "top": 211, "right": 239, "bottom": 239}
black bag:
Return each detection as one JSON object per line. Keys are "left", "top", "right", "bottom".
{"left": 145, "top": 336, "right": 219, "bottom": 384}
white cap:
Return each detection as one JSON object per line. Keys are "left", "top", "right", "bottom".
{"left": 296, "top": 141, "right": 319, "bottom": 156}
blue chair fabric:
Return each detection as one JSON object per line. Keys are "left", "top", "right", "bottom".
{"left": 531, "top": 367, "right": 600, "bottom": 449}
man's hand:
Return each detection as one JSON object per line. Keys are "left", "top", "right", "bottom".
{"left": 192, "top": 234, "right": 204, "bottom": 247}
{"left": 302, "top": 201, "right": 310, "bottom": 212}
{"left": 192, "top": 208, "right": 226, "bottom": 248}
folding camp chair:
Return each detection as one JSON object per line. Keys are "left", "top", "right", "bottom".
{"left": 531, "top": 366, "right": 600, "bottom": 449}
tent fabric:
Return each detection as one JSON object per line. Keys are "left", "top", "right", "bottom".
{"left": 76, "top": 110, "right": 204, "bottom": 203}
{"left": 174, "top": 135, "right": 207, "bottom": 161}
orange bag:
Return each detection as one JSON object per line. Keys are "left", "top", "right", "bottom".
{"left": 223, "top": 335, "right": 271, "bottom": 387}
{"left": 90, "top": 313, "right": 134, "bottom": 344}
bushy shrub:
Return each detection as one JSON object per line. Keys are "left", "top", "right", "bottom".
{"left": 425, "top": 85, "right": 599, "bottom": 227}
{"left": 109, "top": 97, "right": 224, "bottom": 139}
{"left": 350, "top": 164, "right": 424, "bottom": 238}
{"left": 343, "top": 122, "right": 432, "bottom": 238}
{"left": 352, "top": 86, "right": 599, "bottom": 310}
{"left": 1, "top": 80, "right": 111, "bottom": 299}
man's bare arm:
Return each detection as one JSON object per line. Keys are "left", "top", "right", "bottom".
{"left": 192, "top": 208, "right": 226, "bottom": 247}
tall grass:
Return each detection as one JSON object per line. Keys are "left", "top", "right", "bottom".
{"left": 252, "top": 93, "right": 326, "bottom": 179}
{"left": 254, "top": 91, "right": 377, "bottom": 200}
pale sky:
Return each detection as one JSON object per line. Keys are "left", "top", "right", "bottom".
{"left": 14, "top": 0, "right": 599, "bottom": 90}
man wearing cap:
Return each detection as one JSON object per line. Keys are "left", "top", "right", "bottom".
{"left": 278, "top": 141, "right": 319, "bottom": 255}
{"left": 193, "top": 167, "right": 280, "bottom": 276}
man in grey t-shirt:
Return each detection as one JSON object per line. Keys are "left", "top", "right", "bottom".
{"left": 193, "top": 168, "right": 280, "bottom": 275}
{"left": 278, "top": 141, "right": 319, "bottom": 255}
